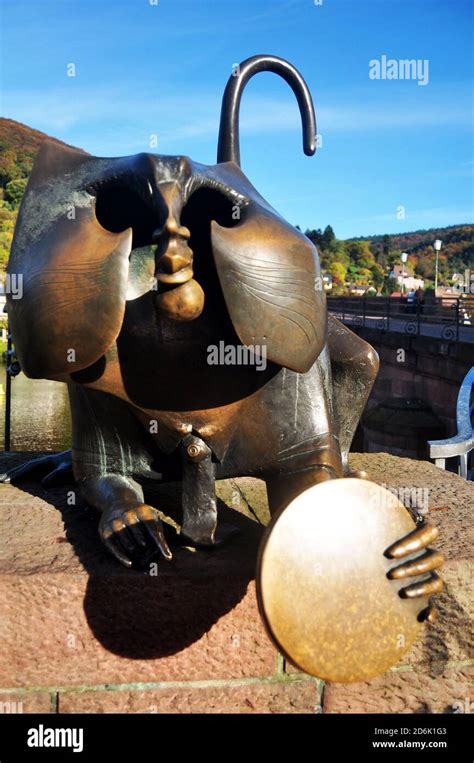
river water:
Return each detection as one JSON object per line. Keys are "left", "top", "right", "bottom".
{"left": 0, "top": 372, "right": 71, "bottom": 452}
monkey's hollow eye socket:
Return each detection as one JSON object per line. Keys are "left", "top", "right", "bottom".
{"left": 180, "top": 187, "right": 246, "bottom": 289}
{"left": 181, "top": 187, "right": 246, "bottom": 233}
{"left": 88, "top": 174, "right": 165, "bottom": 249}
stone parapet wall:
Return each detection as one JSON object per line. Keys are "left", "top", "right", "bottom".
{"left": 0, "top": 452, "right": 472, "bottom": 713}
{"left": 353, "top": 328, "right": 473, "bottom": 441}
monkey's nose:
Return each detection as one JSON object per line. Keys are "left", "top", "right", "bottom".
{"left": 152, "top": 218, "right": 191, "bottom": 242}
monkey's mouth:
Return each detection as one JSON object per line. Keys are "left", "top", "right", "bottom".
{"left": 89, "top": 174, "right": 245, "bottom": 321}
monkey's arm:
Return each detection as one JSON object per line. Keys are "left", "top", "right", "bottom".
{"left": 69, "top": 384, "right": 172, "bottom": 567}
{"left": 80, "top": 473, "right": 171, "bottom": 567}
{"left": 327, "top": 315, "right": 379, "bottom": 470}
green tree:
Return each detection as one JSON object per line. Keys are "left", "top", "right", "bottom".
{"left": 0, "top": 206, "right": 16, "bottom": 270}
{"left": 5, "top": 178, "right": 27, "bottom": 208}
{"left": 328, "top": 261, "right": 347, "bottom": 286}
{"left": 322, "top": 225, "right": 335, "bottom": 249}
{"left": 382, "top": 276, "right": 399, "bottom": 295}
{"left": 305, "top": 228, "right": 323, "bottom": 248}
{"left": 371, "top": 262, "right": 385, "bottom": 289}
{"left": 355, "top": 267, "right": 372, "bottom": 284}
{"left": 382, "top": 234, "right": 391, "bottom": 258}
{"left": 345, "top": 240, "right": 375, "bottom": 268}
{"left": 0, "top": 149, "right": 21, "bottom": 187}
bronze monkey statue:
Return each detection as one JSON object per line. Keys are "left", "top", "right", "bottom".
{"left": 3, "top": 56, "right": 443, "bottom": 681}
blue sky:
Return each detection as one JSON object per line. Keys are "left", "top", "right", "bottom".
{"left": 1, "top": 0, "right": 472, "bottom": 238}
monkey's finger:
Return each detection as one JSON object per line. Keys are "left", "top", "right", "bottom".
{"left": 387, "top": 549, "right": 444, "bottom": 580}
{"left": 142, "top": 518, "right": 172, "bottom": 560}
{"left": 122, "top": 511, "right": 148, "bottom": 547}
{"left": 111, "top": 519, "right": 137, "bottom": 556}
{"left": 133, "top": 505, "right": 172, "bottom": 560}
{"left": 385, "top": 524, "right": 439, "bottom": 559}
{"left": 418, "top": 602, "right": 438, "bottom": 623}
{"left": 145, "top": 522, "right": 172, "bottom": 560}
{"left": 399, "top": 572, "right": 443, "bottom": 599}
{"left": 102, "top": 534, "right": 132, "bottom": 568}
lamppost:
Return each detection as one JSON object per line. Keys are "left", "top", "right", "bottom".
{"left": 434, "top": 239, "right": 442, "bottom": 294}
{"left": 400, "top": 252, "right": 408, "bottom": 294}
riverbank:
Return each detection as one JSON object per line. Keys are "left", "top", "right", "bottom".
{"left": 0, "top": 374, "right": 70, "bottom": 451}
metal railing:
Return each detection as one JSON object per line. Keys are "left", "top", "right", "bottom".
{"left": 327, "top": 295, "right": 474, "bottom": 341}
{"left": 3, "top": 326, "right": 21, "bottom": 451}
{"left": 428, "top": 367, "right": 474, "bottom": 480}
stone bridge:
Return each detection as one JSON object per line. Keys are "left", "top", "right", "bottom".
{"left": 329, "top": 308, "right": 473, "bottom": 461}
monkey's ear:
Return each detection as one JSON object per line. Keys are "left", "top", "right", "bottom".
{"left": 211, "top": 204, "right": 326, "bottom": 373}
{"left": 7, "top": 141, "right": 132, "bottom": 379}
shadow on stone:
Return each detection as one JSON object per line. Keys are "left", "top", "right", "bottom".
{"left": 0, "top": 454, "right": 265, "bottom": 659}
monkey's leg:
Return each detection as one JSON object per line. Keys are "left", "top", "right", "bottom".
{"left": 265, "top": 464, "right": 337, "bottom": 516}
{"left": 69, "top": 383, "right": 171, "bottom": 567}
{"left": 327, "top": 320, "right": 443, "bottom": 616}
{"left": 327, "top": 314, "right": 379, "bottom": 473}
{"left": 261, "top": 340, "right": 344, "bottom": 515}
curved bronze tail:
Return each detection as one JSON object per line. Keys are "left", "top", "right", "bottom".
{"left": 217, "top": 54, "right": 317, "bottom": 165}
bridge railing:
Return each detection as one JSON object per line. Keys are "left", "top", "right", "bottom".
{"left": 327, "top": 295, "right": 474, "bottom": 341}
{"left": 428, "top": 367, "right": 474, "bottom": 480}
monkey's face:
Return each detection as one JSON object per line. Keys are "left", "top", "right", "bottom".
{"left": 88, "top": 153, "right": 248, "bottom": 326}
{"left": 7, "top": 141, "right": 326, "bottom": 383}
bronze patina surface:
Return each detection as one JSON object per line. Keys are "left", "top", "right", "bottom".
{"left": 257, "top": 479, "right": 442, "bottom": 682}
{"left": 2, "top": 55, "right": 443, "bottom": 680}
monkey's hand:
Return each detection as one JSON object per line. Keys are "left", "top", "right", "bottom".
{"left": 385, "top": 523, "right": 444, "bottom": 623}
{"left": 0, "top": 450, "right": 73, "bottom": 487}
{"left": 99, "top": 503, "right": 172, "bottom": 568}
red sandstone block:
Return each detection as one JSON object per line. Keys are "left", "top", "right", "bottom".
{"left": 396, "top": 562, "right": 473, "bottom": 667}
{"left": 59, "top": 679, "right": 320, "bottom": 714}
{"left": 0, "top": 576, "right": 276, "bottom": 688}
{"left": 323, "top": 667, "right": 474, "bottom": 714}
{"left": 0, "top": 476, "right": 276, "bottom": 688}
{"left": 0, "top": 692, "right": 52, "bottom": 714}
